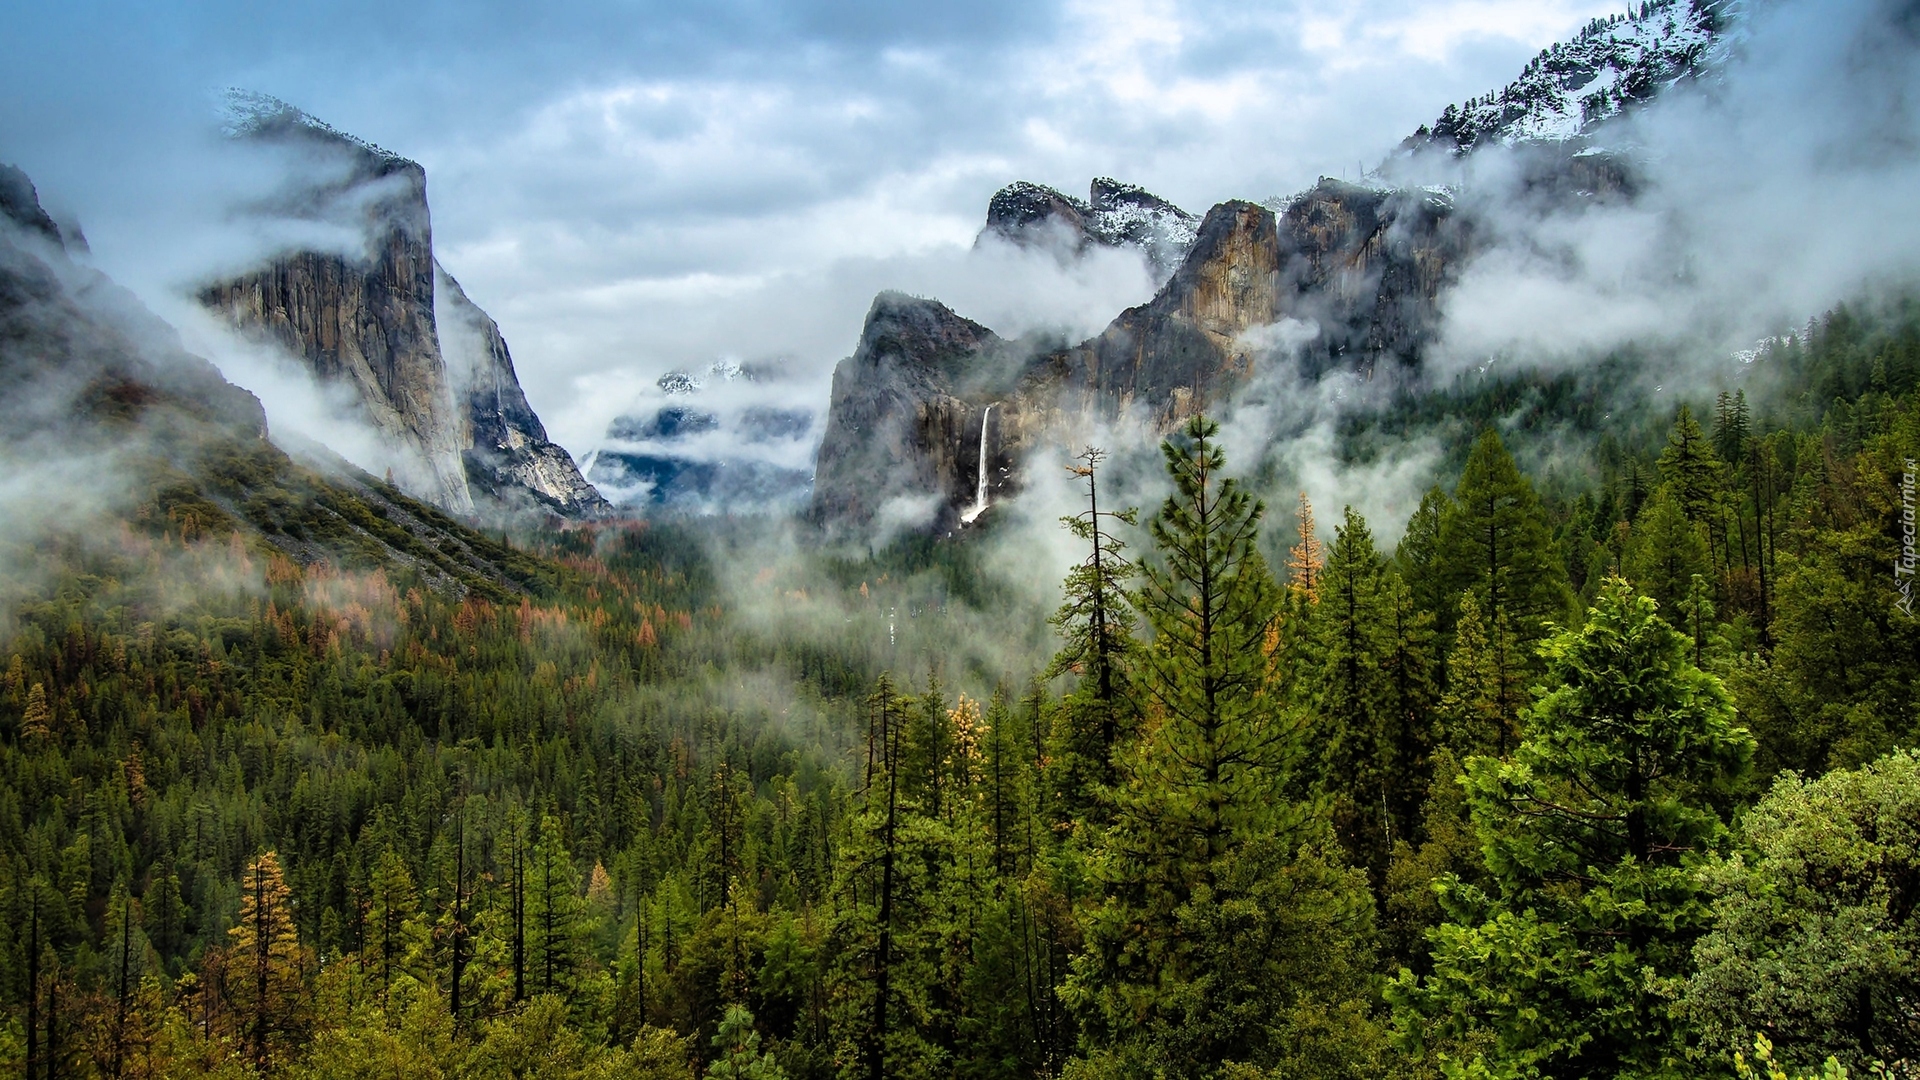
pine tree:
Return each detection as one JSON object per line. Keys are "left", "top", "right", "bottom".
{"left": 1436, "top": 592, "right": 1525, "bottom": 757}
{"left": 527, "top": 816, "right": 589, "bottom": 1000}
{"left": 1660, "top": 404, "right": 1728, "bottom": 524}
{"left": 1047, "top": 447, "right": 1140, "bottom": 822}
{"left": 21, "top": 682, "right": 50, "bottom": 744}
{"left": 1397, "top": 486, "right": 1454, "bottom": 626}
{"left": 365, "top": 848, "right": 424, "bottom": 1003}
{"left": 707, "top": 1003, "right": 788, "bottom": 1079}
{"left": 1438, "top": 428, "right": 1570, "bottom": 655}
{"left": 829, "top": 674, "right": 944, "bottom": 1080}
{"left": 1624, "top": 484, "right": 1710, "bottom": 613}
{"left": 1287, "top": 492, "right": 1326, "bottom": 601}
{"left": 1714, "top": 389, "right": 1751, "bottom": 464}
{"left": 1390, "top": 580, "right": 1755, "bottom": 1079}
{"left": 228, "top": 850, "right": 305, "bottom": 1070}
{"left": 1314, "top": 506, "right": 1401, "bottom": 879}
{"left": 1065, "top": 416, "right": 1379, "bottom": 1077}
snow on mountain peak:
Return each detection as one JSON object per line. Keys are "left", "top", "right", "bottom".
{"left": 1404, "top": 0, "right": 1732, "bottom": 154}
{"left": 218, "top": 88, "right": 414, "bottom": 165}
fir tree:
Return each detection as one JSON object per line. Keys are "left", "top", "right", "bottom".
{"left": 229, "top": 850, "right": 305, "bottom": 1070}
{"left": 1065, "top": 416, "right": 1378, "bottom": 1077}
{"left": 1314, "top": 506, "right": 1401, "bottom": 879}
{"left": 1391, "top": 580, "right": 1755, "bottom": 1079}
{"left": 1287, "top": 492, "right": 1326, "bottom": 602}
{"left": 1624, "top": 484, "right": 1710, "bottom": 614}
{"left": 1660, "top": 404, "right": 1728, "bottom": 524}
{"left": 707, "top": 1003, "right": 787, "bottom": 1079}
{"left": 1438, "top": 428, "right": 1569, "bottom": 655}
{"left": 1047, "top": 447, "right": 1140, "bottom": 822}
{"left": 1398, "top": 486, "right": 1454, "bottom": 627}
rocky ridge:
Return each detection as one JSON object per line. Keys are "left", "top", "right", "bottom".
{"left": 1, "top": 165, "right": 551, "bottom": 598}
{"left": 810, "top": 180, "right": 1469, "bottom": 531}
{"left": 980, "top": 178, "right": 1200, "bottom": 284}
{"left": 806, "top": 3, "right": 1747, "bottom": 536}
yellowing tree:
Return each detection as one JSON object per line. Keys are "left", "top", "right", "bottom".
{"left": 228, "top": 850, "right": 306, "bottom": 1069}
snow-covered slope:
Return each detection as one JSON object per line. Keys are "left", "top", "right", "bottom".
{"left": 1405, "top": 0, "right": 1733, "bottom": 153}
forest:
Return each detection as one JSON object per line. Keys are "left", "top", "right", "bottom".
{"left": 1, "top": 296, "right": 1918, "bottom": 1080}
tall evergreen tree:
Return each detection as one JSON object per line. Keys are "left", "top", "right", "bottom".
{"left": 1314, "top": 506, "right": 1401, "bottom": 880}
{"left": 1659, "top": 404, "right": 1728, "bottom": 525}
{"left": 1391, "top": 580, "right": 1755, "bottom": 1079}
{"left": 229, "top": 850, "right": 306, "bottom": 1071}
{"left": 1624, "top": 484, "right": 1711, "bottom": 614}
{"left": 1398, "top": 487, "right": 1455, "bottom": 628}
{"left": 1046, "top": 448, "right": 1140, "bottom": 824}
{"left": 1064, "top": 416, "right": 1379, "bottom": 1078}
{"left": 1437, "top": 428, "right": 1569, "bottom": 655}
{"left": 527, "top": 816, "right": 590, "bottom": 1001}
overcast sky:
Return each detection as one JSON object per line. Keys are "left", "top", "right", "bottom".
{"left": 2, "top": 0, "right": 1633, "bottom": 456}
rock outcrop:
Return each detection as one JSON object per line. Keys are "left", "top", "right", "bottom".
{"left": 3, "top": 168, "right": 267, "bottom": 445}
{"left": 201, "top": 91, "right": 604, "bottom": 522}
{"left": 1, "top": 166, "right": 574, "bottom": 599}
{"left": 810, "top": 293, "right": 1029, "bottom": 531}
{"left": 980, "top": 178, "right": 1199, "bottom": 284}
{"left": 434, "top": 266, "right": 611, "bottom": 518}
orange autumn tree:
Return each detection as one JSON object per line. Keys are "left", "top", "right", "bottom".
{"left": 227, "top": 850, "right": 307, "bottom": 1070}
{"left": 1287, "top": 493, "right": 1325, "bottom": 602}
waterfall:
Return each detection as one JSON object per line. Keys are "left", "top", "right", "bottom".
{"left": 961, "top": 404, "right": 994, "bottom": 524}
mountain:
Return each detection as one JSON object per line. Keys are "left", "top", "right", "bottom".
{"left": 200, "top": 90, "right": 609, "bottom": 522}
{"left": 0, "top": 163, "right": 559, "bottom": 598}
{"left": 810, "top": 182, "right": 1466, "bottom": 531}
{"left": 980, "top": 178, "right": 1200, "bottom": 284}
{"left": 809, "top": 294, "right": 1014, "bottom": 531}
{"left": 1402, "top": 0, "right": 1727, "bottom": 153}
{"left": 585, "top": 360, "right": 816, "bottom": 514}
{"left": 807, "top": 3, "right": 1743, "bottom": 536}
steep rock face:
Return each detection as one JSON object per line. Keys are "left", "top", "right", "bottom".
{"left": 434, "top": 266, "right": 610, "bottom": 518}
{"left": 811, "top": 186, "right": 1470, "bottom": 533}
{"left": 981, "top": 178, "right": 1199, "bottom": 284}
{"left": 1040, "top": 199, "right": 1281, "bottom": 423}
{"left": 1040, "top": 183, "right": 1465, "bottom": 417}
{"left": 0, "top": 165, "right": 64, "bottom": 247}
{"left": 1269, "top": 180, "right": 1468, "bottom": 376}
{"left": 199, "top": 114, "right": 474, "bottom": 514}
{"left": 202, "top": 92, "right": 606, "bottom": 521}
{"left": 3, "top": 185, "right": 267, "bottom": 445}
{"left": 809, "top": 293, "right": 1025, "bottom": 530}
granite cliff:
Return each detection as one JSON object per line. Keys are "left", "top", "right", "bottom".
{"left": 201, "top": 91, "right": 606, "bottom": 522}
{"left": 1, "top": 164, "right": 551, "bottom": 596}
{"left": 805, "top": 1, "right": 1735, "bottom": 536}
{"left": 810, "top": 181, "right": 1468, "bottom": 531}
{"left": 435, "top": 267, "right": 612, "bottom": 518}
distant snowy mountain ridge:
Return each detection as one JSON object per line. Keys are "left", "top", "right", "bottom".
{"left": 1404, "top": 0, "right": 1735, "bottom": 153}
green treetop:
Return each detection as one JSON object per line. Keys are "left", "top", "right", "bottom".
{"left": 1392, "top": 579, "right": 1755, "bottom": 1080}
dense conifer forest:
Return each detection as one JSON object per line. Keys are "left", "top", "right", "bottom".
{"left": 3, "top": 297, "right": 1919, "bottom": 1080}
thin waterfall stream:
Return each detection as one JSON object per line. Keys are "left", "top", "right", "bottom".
{"left": 960, "top": 404, "right": 994, "bottom": 524}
